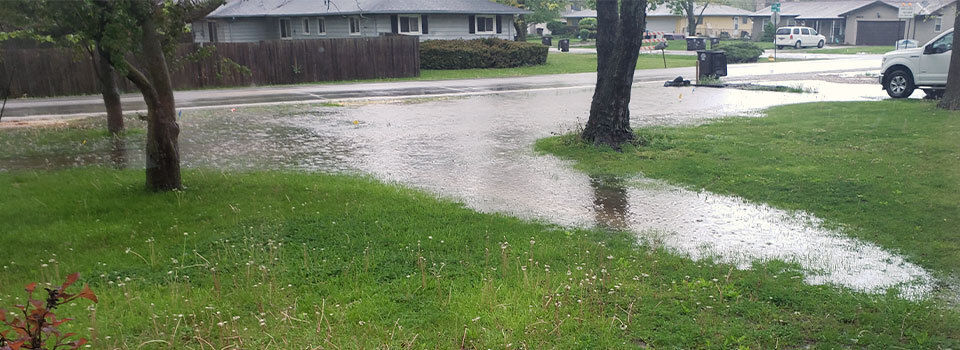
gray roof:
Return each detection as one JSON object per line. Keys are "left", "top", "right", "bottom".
{"left": 751, "top": 0, "right": 896, "bottom": 19}
{"left": 563, "top": 3, "right": 753, "bottom": 19}
{"left": 207, "top": 0, "right": 531, "bottom": 18}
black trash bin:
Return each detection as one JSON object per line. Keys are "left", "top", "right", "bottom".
{"left": 696, "top": 50, "right": 727, "bottom": 79}
{"left": 685, "top": 37, "right": 706, "bottom": 51}
{"left": 541, "top": 36, "right": 552, "bottom": 46}
{"left": 558, "top": 39, "right": 570, "bottom": 52}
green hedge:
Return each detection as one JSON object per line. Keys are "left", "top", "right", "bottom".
{"left": 714, "top": 41, "right": 765, "bottom": 63}
{"left": 420, "top": 38, "right": 549, "bottom": 70}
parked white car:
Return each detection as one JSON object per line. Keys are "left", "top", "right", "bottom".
{"left": 880, "top": 29, "right": 954, "bottom": 98}
{"left": 775, "top": 26, "right": 826, "bottom": 49}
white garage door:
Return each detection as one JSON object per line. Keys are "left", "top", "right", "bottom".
{"left": 646, "top": 18, "right": 676, "bottom": 33}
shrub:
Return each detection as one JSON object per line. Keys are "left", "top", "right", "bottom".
{"left": 714, "top": 41, "right": 765, "bottom": 63}
{"left": 546, "top": 20, "right": 576, "bottom": 37}
{"left": 760, "top": 22, "right": 776, "bottom": 42}
{"left": 0, "top": 273, "right": 98, "bottom": 350}
{"left": 420, "top": 38, "right": 549, "bottom": 70}
{"left": 579, "top": 28, "right": 591, "bottom": 41}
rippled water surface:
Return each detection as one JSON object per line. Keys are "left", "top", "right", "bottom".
{"left": 2, "top": 80, "right": 935, "bottom": 298}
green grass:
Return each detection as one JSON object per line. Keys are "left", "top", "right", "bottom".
{"left": 418, "top": 52, "right": 696, "bottom": 80}
{"left": 1, "top": 110, "right": 960, "bottom": 348}
{"left": 1, "top": 167, "right": 959, "bottom": 349}
{"left": 536, "top": 100, "right": 960, "bottom": 275}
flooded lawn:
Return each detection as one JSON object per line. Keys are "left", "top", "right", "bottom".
{"left": 0, "top": 80, "right": 934, "bottom": 298}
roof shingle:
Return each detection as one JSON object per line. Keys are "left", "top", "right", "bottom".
{"left": 208, "top": 0, "right": 531, "bottom": 18}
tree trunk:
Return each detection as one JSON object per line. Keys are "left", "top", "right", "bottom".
{"left": 96, "top": 44, "right": 124, "bottom": 134}
{"left": 581, "top": 0, "right": 646, "bottom": 150}
{"left": 686, "top": 2, "right": 697, "bottom": 36}
{"left": 938, "top": 13, "right": 960, "bottom": 110}
{"left": 514, "top": 14, "right": 528, "bottom": 42}
{"left": 127, "top": 7, "right": 181, "bottom": 191}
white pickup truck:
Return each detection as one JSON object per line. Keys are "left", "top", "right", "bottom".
{"left": 880, "top": 29, "right": 954, "bottom": 98}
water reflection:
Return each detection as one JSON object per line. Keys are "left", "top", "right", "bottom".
{"left": 109, "top": 136, "right": 127, "bottom": 169}
{"left": 590, "top": 175, "right": 630, "bottom": 230}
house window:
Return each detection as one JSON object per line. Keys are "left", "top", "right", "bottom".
{"left": 317, "top": 18, "right": 326, "bottom": 34}
{"left": 935, "top": 15, "right": 943, "bottom": 32}
{"left": 280, "top": 19, "right": 292, "bottom": 38}
{"left": 476, "top": 15, "right": 495, "bottom": 33}
{"left": 733, "top": 17, "right": 739, "bottom": 30}
{"left": 742, "top": 16, "right": 748, "bottom": 24}
{"left": 303, "top": 18, "right": 310, "bottom": 34}
{"left": 207, "top": 21, "right": 218, "bottom": 42}
{"left": 399, "top": 15, "right": 421, "bottom": 34}
{"left": 349, "top": 17, "right": 361, "bottom": 35}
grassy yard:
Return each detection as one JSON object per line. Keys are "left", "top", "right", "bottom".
{"left": 536, "top": 100, "right": 960, "bottom": 275}
{"left": 419, "top": 52, "right": 696, "bottom": 80}
{"left": 1, "top": 107, "right": 960, "bottom": 348}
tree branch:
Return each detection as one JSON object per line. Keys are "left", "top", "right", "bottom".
{"left": 123, "top": 59, "right": 159, "bottom": 109}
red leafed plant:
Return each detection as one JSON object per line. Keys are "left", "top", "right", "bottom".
{"left": 0, "top": 273, "right": 98, "bottom": 350}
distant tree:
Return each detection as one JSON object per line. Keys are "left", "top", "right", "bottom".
{"left": 2, "top": 0, "right": 220, "bottom": 190}
{"left": 662, "top": 0, "right": 727, "bottom": 36}
{"left": 581, "top": 0, "right": 646, "bottom": 149}
{"left": 0, "top": 1, "right": 126, "bottom": 134}
{"left": 938, "top": 13, "right": 960, "bottom": 110}
{"left": 495, "top": 0, "right": 568, "bottom": 41}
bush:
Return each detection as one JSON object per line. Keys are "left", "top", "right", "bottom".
{"left": 420, "top": 38, "right": 549, "bottom": 70}
{"left": 546, "top": 20, "right": 576, "bottom": 37}
{"left": 714, "top": 41, "right": 765, "bottom": 63}
{"left": 760, "top": 22, "right": 776, "bottom": 42}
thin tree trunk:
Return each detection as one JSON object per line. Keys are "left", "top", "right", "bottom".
{"left": 938, "top": 13, "right": 960, "bottom": 110}
{"left": 581, "top": 0, "right": 646, "bottom": 150}
{"left": 96, "top": 44, "right": 124, "bottom": 134}
{"left": 686, "top": 2, "right": 697, "bottom": 36}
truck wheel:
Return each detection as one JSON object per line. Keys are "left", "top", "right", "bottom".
{"left": 885, "top": 69, "right": 915, "bottom": 98}
{"left": 794, "top": 41, "right": 802, "bottom": 49}
{"left": 817, "top": 40, "right": 824, "bottom": 48}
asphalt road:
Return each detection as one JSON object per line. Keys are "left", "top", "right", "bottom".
{"left": 1, "top": 55, "right": 881, "bottom": 121}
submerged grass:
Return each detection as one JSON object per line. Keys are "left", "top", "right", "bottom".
{"left": 536, "top": 100, "right": 960, "bottom": 277}
{"left": 0, "top": 168, "right": 958, "bottom": 349}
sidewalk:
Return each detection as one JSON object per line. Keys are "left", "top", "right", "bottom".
{"left": 549, "top": 46, "right": 883, "bottom": 61}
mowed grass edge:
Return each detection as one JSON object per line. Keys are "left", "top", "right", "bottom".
{"left": 0, "top": 166, "right": 956, "bottom": 348}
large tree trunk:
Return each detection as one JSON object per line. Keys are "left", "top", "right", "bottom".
{"left": 581, "top": 0, "right": 646, "bottom": 150}
{"left": 938, "top": 13, "right": 960, "bottom": 110}
{"left": 685, "top": 2, "right": 697, "bottom": 36}
{"left": 126, "top": 5, "right": 181, "bottom": 191}
{"left": 514, "top": 14, "right": 528, "bottom": 42}
{"left": 96, "top": 44, "right": 124, "bottom": 134}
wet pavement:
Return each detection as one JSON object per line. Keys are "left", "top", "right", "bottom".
{"left": 2, "top": 77, "right": 937, "bottom": 299}
{"left": 1, "top": 57, "right": 882, "bottom": 121}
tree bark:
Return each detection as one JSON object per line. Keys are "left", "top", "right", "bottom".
{"left": 938, "top": 13, "right": 960, "bottom": 110}
{"left": 581, "top": 0, "right": 646, "bottom": 150}
{"left": 95, "top": 44, "right": 124, "bottom": 134}
{"left": 685, "top": 2, "right": 696, "bottom": 36}
{"left": 514, "top": 14, "right": 528, "bottom": 42}
{"left": 126, "top": 3, "right": 181, "bottom": 191}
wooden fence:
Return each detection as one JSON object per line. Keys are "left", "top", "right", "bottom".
{"left": 0, "top": 36, "right": 420, "bottom": 98}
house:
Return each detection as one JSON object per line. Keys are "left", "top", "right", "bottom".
{"left": 749, "top": 0, "right": 956, "bottom": 46}
{"left": 193, "top": 0, "right": 531, "bottom": 43}
{"left": 561, "top": 3, "right": 756, "bottom": 38}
